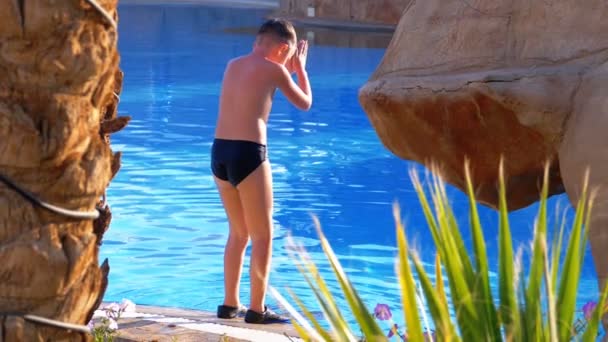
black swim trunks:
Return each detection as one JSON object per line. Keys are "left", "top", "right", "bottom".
{"left": 211, "top": 139, "right": 267, "bottom": 187}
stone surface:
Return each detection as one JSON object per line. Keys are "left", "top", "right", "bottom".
{"left": 101, "top": 304, "right": 300, "bottom": 342}
{"left": 558, "top": 59, "right": 608, "bottom": 294}
{"left": 359, "top": 0, "right": 608, "bottom": 211}
{"left": 277, "top": 0, "right": 411, "bottom": 25}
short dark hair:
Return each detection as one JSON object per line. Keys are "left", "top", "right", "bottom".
{"left": 257, "top": 18, "right": 296, "bottom": 45}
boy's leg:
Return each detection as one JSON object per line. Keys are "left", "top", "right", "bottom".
{"left": 215, "top": 176, "right": 249, "bottom": 308}
{"left": 237, "top": 161, "right": 273, "bottom": 314}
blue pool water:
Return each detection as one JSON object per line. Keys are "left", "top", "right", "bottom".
{"left": 103, "top": 3, "right": 599, "bottom": 333}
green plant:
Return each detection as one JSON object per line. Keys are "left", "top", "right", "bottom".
{"left": 274, "top": 162, "right": 608, "bottom": 341}
{"left": 91, "top": 318, "right": 118, "bottom": 342}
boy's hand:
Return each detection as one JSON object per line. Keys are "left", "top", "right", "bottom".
{"left": 277, "top": 39, "right": 312, "bottom": 111}
{"left": 286, "top": 54, "right": 297, "bottom": 75}
{"left": 292, "top": 40, "right": 308, "bottom": 73}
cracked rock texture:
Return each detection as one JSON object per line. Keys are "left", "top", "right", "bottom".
{"left": 359, "top": 0, "right": 608, "bottom": 302}
{"left": 0, "top": 0, "right": 125, "bottom": 340}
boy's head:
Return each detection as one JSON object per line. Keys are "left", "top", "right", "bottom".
{"left": 255, "top": 18, "right": 297, "bottom": 64}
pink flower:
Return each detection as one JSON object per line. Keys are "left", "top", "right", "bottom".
{"left": 582, "top": 301, "right": 597, "bottom": 320}
{"left": 374, "top": 303, "right": 392, "bottom": 320}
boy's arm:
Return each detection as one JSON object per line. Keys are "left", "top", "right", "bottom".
{"left": 277, "top": 65, "right": 312, "bottom": 111}
{"left": 277, "top": 64, "right": 312, "bottom": 111}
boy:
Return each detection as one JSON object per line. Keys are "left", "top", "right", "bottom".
{"left": 211, "top": 19, "right": 312, "bottom": 324}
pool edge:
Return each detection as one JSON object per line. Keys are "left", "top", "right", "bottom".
{"left": 96, "top": 303, "right": 302, "bottom": 341}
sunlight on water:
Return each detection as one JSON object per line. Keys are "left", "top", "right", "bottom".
{"left": 102, "top": 3, "right": 599, "bottom": 330}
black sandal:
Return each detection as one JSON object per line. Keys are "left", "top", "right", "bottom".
{"left": 217, "top": 304, "right": 247, "bottom": 319}
{"left": 244, "top": 306, "right": 290, "bottom": 324}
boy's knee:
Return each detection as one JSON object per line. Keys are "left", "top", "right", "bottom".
{"left": 250, "top": 234, "right": 272, "bottom": 247}
{"left": 247, "top": 219, "right": 273, "bottom": 241}
{"left": 229, "top": 233, "right": 249, "bottom": 246}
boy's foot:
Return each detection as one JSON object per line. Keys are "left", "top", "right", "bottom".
{"left": 244, "top": 306, "right": 290, "bottom": 324}
{"left": 217, "top": 304, "right": 247, "bottom": 319}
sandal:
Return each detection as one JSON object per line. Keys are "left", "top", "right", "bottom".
{"left": 244, "top": 306, "right": 290, "bottom": 324}
{"left": 217, "top": 304, "right": 247, "bottom": 319}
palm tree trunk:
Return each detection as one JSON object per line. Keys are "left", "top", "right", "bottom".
{"left": 0, "top": 0, "right": 127, "bottom": 340}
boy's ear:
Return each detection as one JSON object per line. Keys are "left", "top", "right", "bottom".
{"left": 279, "top": 42, "right": 290, "bottom": 55}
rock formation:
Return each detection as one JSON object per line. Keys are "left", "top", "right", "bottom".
{"left": 359, "top": 0, "right": 608, "bottom": 311}
{"left": 0, "top": 0, "right": 126, "bottom": 339}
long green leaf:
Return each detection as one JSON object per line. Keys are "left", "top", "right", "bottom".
{"left": 418, "top": 174, "right": 481, "bottom": 341}
{"left": 285, "top": 288, "right": 334, "bottom": 341}
{"left": 430, "top": 170, "right": 475, "bottom": 286}
{"left": 551, "top": 209, "right": 567, "bottom": 289}
{"left": 394, "top": 203, "right": 425, "bottom": 341}
{"left": 557, "top": 172, "right": 591, "bottom": 341}
{"left": 434, "top": 183, "right": 478, "bottom": 337}
{"left": 413, "top": 252, "right": 460, "bottom": 341}
{"left": 291, "top": 321, "right": 314, "bottom": 341}
{"left": 524, "top": 164, "right": 551, "bottom": 340}
{"left": 435, "top": 254, "right": 449, "bottom": 318}
{"left": 410, "top": 170, "right": 445, "bottom": 257}
{"left": 289, "top": 240, "right": 355, "bottom": 341}
{"left": 269, "top": 286, "right": 328, "bottom": 341}
{"left": 313, "top": 216, "right": 385, "bottom": 340}
{"left": 541, "top": 237, "right": 559, "bottom": 342}
{"left": 438, "top": 236, "right": 481, "bottom": 341}
{"left": 497, "top": 160, "right": 519, "bottom": 340}
{"left": 464, "top": 161, "right": 500, "bottom": 340}
{"left": 299, "top": 264, "right": 355, "bottom": 341}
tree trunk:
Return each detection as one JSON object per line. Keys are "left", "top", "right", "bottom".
{"left": 0, "top": 0, "right": 126, "bottom": 340}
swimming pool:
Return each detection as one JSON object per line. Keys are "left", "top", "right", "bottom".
{"left": 103, "top": 3, "right": 599, "bottom": 332}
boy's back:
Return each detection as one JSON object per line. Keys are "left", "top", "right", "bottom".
{"left": 215, "top": 55, "right": 279, "bottom": 144}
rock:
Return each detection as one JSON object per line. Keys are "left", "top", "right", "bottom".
{"left": 359, "top": 0, "right": 608, "bottom": 211}
{"left": 359, "top": 1, "right": 608, "bottom": 327}
{"left": 558, "top": 59, "right": 608, "bottom": 301}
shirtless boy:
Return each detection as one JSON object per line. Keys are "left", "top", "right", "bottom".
{"left": 211, "top": 19, "right": 312, "bottom": 324}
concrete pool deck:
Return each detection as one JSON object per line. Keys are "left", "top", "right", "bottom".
{"left": 96, "top": 304, "right": 303, "bottom": 341}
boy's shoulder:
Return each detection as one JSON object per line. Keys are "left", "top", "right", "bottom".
{"left": 229, "top": 55, "right": 286, "bottom": 75}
